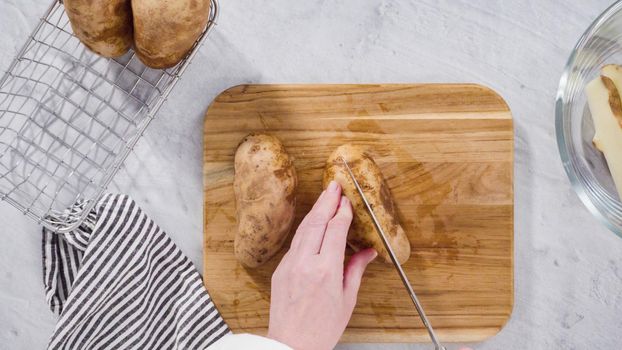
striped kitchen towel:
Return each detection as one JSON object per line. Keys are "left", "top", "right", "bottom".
{"left": 42, "top": 193, "right": 230, "bottom": 349}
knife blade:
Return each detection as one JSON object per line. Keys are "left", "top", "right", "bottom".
{"left": 339, "top": 156, "right": 446, "bottom": 350}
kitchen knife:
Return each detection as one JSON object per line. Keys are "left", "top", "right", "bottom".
{"left": 339, "top": 156, "right": 446, "bottom": 350}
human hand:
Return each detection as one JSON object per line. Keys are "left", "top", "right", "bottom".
{"left": 267, "top": 181, "right": 377, "bottom": 350}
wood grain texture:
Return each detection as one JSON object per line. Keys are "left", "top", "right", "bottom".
{"left": 203, "top": 84, "right": 514, "bottom": 343}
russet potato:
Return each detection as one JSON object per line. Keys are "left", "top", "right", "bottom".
{"left": 64, "top": 0, "right": 133, "bottom": 58}
{"left": 323, "top": 144, "right": 411, "bottom": 265}
{"left": 132, "top": 0, "right": 211, "bottom": 68}
{"left": 233, "top": 134, "right": 297, "bottom": 268}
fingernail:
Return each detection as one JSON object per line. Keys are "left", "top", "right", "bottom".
{"left": 371, "top": 249, "right": 378, "bottom": 259}
{"left": 340, "top": 196, "right": 349, "bottom": 206}
{"left": 328, "top": 180, "right": 340, "bottom": 192}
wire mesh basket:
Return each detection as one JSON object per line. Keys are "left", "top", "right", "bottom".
{"left": 0, "top": 0, "right": 218, "bottom": 233}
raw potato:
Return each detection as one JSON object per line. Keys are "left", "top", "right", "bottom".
{"left": 233, "top": 134, "right": 297, "bottom": 268}
{"left": 64, "top": 0, "right": 133, "bottom": 57}
{"left": 323, "top": 144, "right": 411, "bottom": 265}
{"left": 132, "top": 0, "right": 211, "bottom": 68}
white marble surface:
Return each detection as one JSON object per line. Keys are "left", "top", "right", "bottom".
{"left": 1, "top": 0, "right": 622, "bottom": 349}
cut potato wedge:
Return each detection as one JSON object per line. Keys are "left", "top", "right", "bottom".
{"left": 587, "top": 64, "right": 622, "bottom": 197}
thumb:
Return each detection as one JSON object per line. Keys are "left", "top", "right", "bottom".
{"left": 343, "top": 248, "right": 377, "bottom": 309}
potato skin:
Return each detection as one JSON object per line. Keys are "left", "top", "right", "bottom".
{"left": 132, "top": 0, "right": 210, "bottom": 69}
{"left": 323, "top": 144, "right": 411, "bottom": 265}
{"left": 64, "top": 0, "right": 132, "bottom": 58}
{"left": 234, "top": 134, "right": 297, "bottom": 268}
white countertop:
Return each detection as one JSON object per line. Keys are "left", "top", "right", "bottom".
{"left": 1, "top": 1, "right": 621, "bottom": 349}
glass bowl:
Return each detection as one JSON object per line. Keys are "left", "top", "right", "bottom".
{"left": 556, "top": 1, "right": 622, "bottom": 235}
{"left": 555, "top": 1, "right": 622, "bottom": 237}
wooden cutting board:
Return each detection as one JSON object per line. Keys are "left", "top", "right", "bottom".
{"left": 203, "top": 84, "right": 513, "bottom": 343}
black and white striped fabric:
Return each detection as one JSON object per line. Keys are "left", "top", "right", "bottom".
{"left": 42, "top": 193, "right": 230, "bottom": 349}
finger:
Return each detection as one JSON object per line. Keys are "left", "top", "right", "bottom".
{"left": 289, "top": 190, "right": 326, "bottom": 250}
{"left": 320, "top": 196, "right": 353, "bottom": 263}
{"left": 292, "top": 181, "right": 342, "bottom": 254}
{"left": 289, "top": 190, "right": 331, "bottom": 250}
{"left": 343, "top": 248, "right": 377, "bottom": 310}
